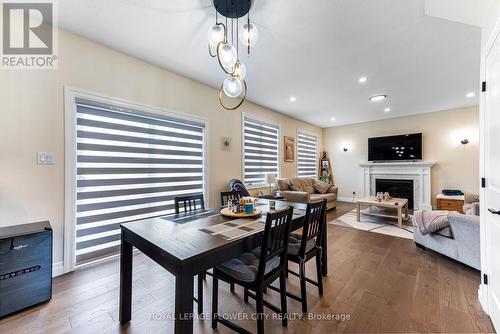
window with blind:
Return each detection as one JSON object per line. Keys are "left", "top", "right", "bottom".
{"left": 297, "top": 130, "right": 318, "bottom": 178}
{"left": 243, "top": 116, "right": 280, "bottom": 186}
{"left": 74, "top": 98, "right": 206, "bottom": 265}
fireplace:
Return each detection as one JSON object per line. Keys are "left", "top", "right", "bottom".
{"left": 360, "top": 162, "right": 435, "bottom": 211}
{"left": 376, "top": 179, "right": 414, "bottom": 209}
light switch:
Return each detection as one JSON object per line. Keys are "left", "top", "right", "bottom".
{"left": 37, "top": 152, "right": 55, "bottom": 165}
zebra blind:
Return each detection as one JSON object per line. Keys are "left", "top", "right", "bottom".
{"left": 75, "top": 98, "right": 205, "bottom": 265}
{"left": 243, "top": 116, "right": 280, "bottom": 186}
{"left": 297, "top": 130, "right": 318, "bottom": 178}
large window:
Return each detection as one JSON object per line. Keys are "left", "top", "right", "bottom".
{"left": 297, "top": 130, "right": 318, "bottom": 178}
{"left": 243, "top": 116, "right": 280, "bottom": 186}
{"left": 74, "top": 98, "right": 206, "bottom": 265}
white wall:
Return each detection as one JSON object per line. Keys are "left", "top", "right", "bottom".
{"left": 0, "top": 29, "right": 321, "bottom": 271}
{"left": 323, "top": 107, "right": 479, "bottom": 205}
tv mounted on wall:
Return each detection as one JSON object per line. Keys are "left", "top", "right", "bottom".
{"left": 368, "top": 133, "right": 422, "bottom": 162}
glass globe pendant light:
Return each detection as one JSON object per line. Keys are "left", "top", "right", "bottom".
{"left": 208, "top": 24, "right": 225, "bottom": 46}
{"left": 223, "top": 76, "right": 243, "bottom": 98}
{"left": 209, "top": 0, "right": 256, "bottom": 110}
{"left": 234, "top": 61, "right": 246, "bottom": 79}
{"left": 239, "top": 22, "right": 258, "bottom": 47}
{"left": 217, "top": 43, "right": 237, "bottom": 71}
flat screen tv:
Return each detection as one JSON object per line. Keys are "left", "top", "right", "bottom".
{"left": 368, "top": 133, "right": 422, "bottom": 162}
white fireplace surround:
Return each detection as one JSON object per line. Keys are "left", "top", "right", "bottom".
{"left": 359, "top": 162, "right": 436, "bottom": 211}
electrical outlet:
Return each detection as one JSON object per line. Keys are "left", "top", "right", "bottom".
{"left": 37, "top": 152, "right": 55, "bottom": 165}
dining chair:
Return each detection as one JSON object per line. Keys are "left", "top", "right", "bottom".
{"left": 174, "top": 193, "right": 205, "bottom": 214}
{"left": 173, "top": 193, "right": 206, "bottom": 314}
{"left": 270, "top": 199, "right": 326, "bottom": 313}
{"left": 212, "top": 207, "right": 294, "bottom": 334}
{"left": 220, "top": 190, "right": 241, "bottom": 207}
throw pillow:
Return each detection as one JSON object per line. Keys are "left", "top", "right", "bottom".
{"left": 299, "top": 178, "right": 316, "bottom": 194}
{"left": 288, "top": 178, "right": 302, "bottom": 191}
{"left": 276, "top": 178, "right": 290, "bottom": 191}
{"left": 313, "top": 180, "right": 331, "bottom": 194}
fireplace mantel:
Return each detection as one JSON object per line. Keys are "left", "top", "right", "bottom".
{"left": 358, "top": 161, "right": 436, "bottom": 210}
{"left": 359, "top": 161, "right": 436, "bottom": 168}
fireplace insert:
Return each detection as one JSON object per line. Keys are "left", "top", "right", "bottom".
{"left": 376, "top": 179, "right": 414, "bottom": 209}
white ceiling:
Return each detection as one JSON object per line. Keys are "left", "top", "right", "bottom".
{"left": 58, "top": 0, "right": 481, "bottom": 128}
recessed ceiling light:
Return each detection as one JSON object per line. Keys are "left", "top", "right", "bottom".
{"left": 369, "top": 95, "right": 387, "bottom": 102}
{"left": 466, "top": 92, "right": 475, "bottom": 98}
{"left": 384, "top": 108, "right": 391, "bottom": 112}
{"left": 359, "top": 76, "right": 368, "bottom": 83}
{"left": 330, "top": 117, "right": 336, "bottom": 121}
{"left": 289, "top": 96, "right": 296, "bottom": 102}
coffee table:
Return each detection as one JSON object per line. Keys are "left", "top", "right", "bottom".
{"left": 356, "top": 197, "right": 409, "bottom": 228}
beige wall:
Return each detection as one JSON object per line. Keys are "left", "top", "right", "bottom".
{"left": 323, "top": 107, "right": 479, "bottom": 205}
{"left": 0, "top": 29, "right": 321, "bottom": 267}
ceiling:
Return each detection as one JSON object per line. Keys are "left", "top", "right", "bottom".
{"left": 58, "top": 0, "right": 481, "bottom": 128}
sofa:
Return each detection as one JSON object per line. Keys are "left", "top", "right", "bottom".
{"left": 274, "top": 177, "right": 338, "bottom": 210}
{"left": 413, "top": 210, "right": 480, "bottom": 270}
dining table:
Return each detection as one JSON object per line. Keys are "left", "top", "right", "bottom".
{"left": 119, "top": 198, "right": 328, "bottom": 334}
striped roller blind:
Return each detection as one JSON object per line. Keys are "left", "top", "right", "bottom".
{"left": 297, "top": 130, "right": 318, "bottom": 178}
{"left": 243, "top": 116, "right": 280, "bottom": 186}
{"left": 75, "top": 98, "right": 205, "bottom": 265}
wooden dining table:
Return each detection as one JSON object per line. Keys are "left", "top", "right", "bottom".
{"left": 119, "top": 198, "right": 328, "bottom": 334}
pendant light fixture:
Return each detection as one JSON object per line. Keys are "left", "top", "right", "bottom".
{"left": 208, "top": 0, "right": 258, "bottom": 110}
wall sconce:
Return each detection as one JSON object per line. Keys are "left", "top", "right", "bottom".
{"left": 461, "top": 139, "right": 469, "bottom": 145}
{"left": 340, "top": 141, "right": 352, "bottom": 152}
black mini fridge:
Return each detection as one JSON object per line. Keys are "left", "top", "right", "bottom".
{"left": 0, "top": 221, "right": 52, "bottom": 317}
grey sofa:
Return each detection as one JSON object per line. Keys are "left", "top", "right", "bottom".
{"left": 274, "top": 177, "right": 338, "bottom": 210}
{"left": 413, "top": 212, "right": 480, "bottom": 270}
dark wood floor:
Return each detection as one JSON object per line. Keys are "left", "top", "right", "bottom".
{"left": 0, "top": 202, "right": 494, "bottom": 333}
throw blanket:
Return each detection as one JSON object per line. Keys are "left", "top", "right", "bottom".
{"left": 413, "top": 210, "right": 450, "bottom": 235}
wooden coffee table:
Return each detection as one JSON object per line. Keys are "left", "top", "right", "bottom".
{"left": 356, "top": 197, "right": 409, "bottom": 228}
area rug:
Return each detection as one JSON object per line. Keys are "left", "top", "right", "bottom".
{"left": 330, "top": 209, "right": 414, "bottom": 240}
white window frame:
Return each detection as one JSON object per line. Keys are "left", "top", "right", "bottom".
{"left": 296, "top": 128, "right": 319, "bottom": 179}
{"left": 241, "top": 112, "right": 281, "bottom": 189}
{"left": 63, "top": 86, "right": 209, "bottom": 273}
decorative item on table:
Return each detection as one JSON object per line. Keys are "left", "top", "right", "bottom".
{"left": 228, "top": 198, "right": 239, "bottom": 213}
{"left": 383, "top": 192, "right": 391, "bottom": 201}
{"left": 269, "top": 200, "right": 276, "bottom": 210}
{"left": 265, "top": 173, "right": 276, "bottom": 195}
{"left": 234, "top": 197, "right": 256, "bottom": 213}
{"left": 442, "top": 189, "right": 464, "bottom": 196}
{"left": 376, "top": 192, "right": 383, "bottom": 202}
{"left": 245, "top": 202, "right": 254, "bottom": 214}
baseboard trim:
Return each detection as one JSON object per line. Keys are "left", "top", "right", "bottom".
{"left": 53, "top": 261, "right": 64, "bottom": 277}
{"left": 479, "top": 283, "right": 489, "bottom": 314}
{"left": 338, "top": 196, "right": 356, "bottom": 203}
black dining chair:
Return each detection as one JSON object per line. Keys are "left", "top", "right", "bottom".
{"left": 212, "top": 207, "right": 294, "bottom": 334}
{"left": 174, "top": 193, "right": 206, "bottom": 314}
{"left": 220, "top": 190, "right": 241, "bottom": 207}
{"left": 174, "top": 193, "right": 205, "bottom": 214}
{"left": 271, "top": 199, "right": 326, "bottom": 313}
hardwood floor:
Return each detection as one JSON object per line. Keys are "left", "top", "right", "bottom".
{"left": 0, "top": 202, "right": 494, "bottom": 333}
